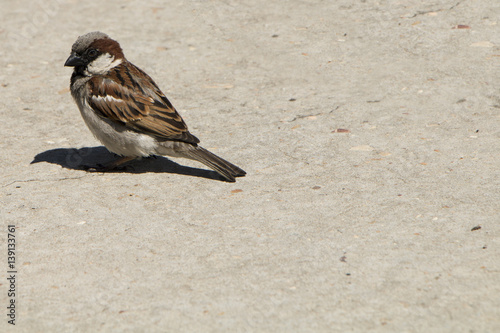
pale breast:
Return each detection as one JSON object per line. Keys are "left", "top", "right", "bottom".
{"left": 77, "top": 99, "right": 158, "bottom": 157}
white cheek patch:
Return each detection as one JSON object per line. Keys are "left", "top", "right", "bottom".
{"left": 86, "top": 54, "right": 122, "bottom": 75}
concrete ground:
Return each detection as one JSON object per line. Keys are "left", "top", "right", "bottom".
{"left": 1, "top": 0, "right": 499, "bottom": 332}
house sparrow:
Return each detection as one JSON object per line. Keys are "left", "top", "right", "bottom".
{"left": 64, "top": 31, "right": 246, "bottom": 182}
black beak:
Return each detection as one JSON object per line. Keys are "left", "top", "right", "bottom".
{"left": 64, "top": 53, "right": 85, "bottom": 67}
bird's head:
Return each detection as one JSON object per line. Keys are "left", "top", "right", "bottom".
{"left": 64, "top": 31, "right": 124, "bottom": 76}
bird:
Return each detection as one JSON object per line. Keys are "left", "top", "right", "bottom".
{"left": 64, "top": 31, "right": 246, "bottom": 182}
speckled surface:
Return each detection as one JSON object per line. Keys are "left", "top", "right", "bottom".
{"left": 0, "top": 0, "right": 499, "bottom": 332}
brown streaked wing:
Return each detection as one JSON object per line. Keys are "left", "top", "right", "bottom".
{"left": 87, "top": 64, "right": 200, "bottom": 144}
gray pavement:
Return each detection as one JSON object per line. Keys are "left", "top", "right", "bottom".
{"left": 1, "top": 0, "right": 499, "bottom": 332}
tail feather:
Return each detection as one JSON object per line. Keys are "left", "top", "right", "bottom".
{"left": 184, "top": 146, "right": 246, "bottom": 182}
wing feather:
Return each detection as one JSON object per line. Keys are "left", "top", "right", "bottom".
{"left": 87, "top": 62, "right": 199, "bottom": 144}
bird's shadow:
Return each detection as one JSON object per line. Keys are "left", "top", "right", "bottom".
{"left": 31, "top": 146, "right": 227, "bottom": 181}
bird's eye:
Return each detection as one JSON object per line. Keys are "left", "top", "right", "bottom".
{"left": 87, "top": 49, "right": 98, "bottom": 57}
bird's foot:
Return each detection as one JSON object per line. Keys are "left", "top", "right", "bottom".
{"left": 82, "top": 156, "right": 137, "bottom": 172}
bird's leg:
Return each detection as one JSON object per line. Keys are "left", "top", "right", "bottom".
{"left": 84, "top": 156, "right": 137, "bottom": 172}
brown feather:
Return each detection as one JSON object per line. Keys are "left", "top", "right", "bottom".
{"left": 87, "top": 61, "right": 200, "bottom": 144}
{"left": 181, "top": 145, "right": 247, "bottom": 182}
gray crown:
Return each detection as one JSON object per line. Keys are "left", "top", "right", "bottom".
{"left": 71, "top": 31, "right": 109, "bottom": 53}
